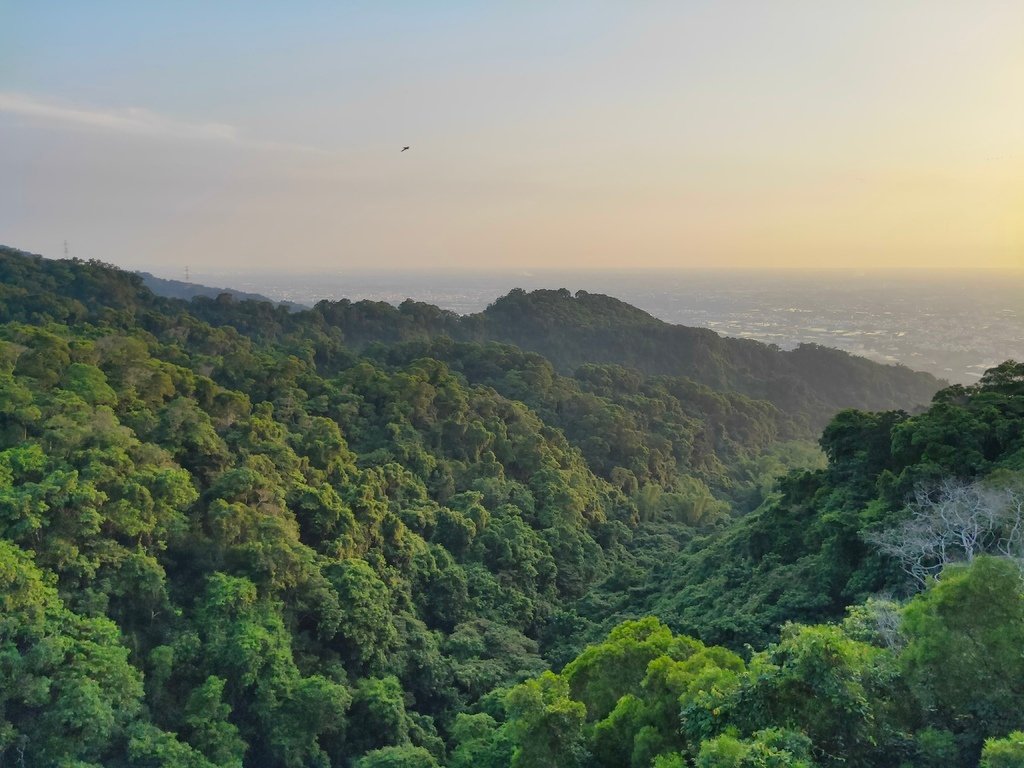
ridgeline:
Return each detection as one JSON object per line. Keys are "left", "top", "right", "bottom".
{"left": 2, "top": 245, "right": 1022, "bottom": 768}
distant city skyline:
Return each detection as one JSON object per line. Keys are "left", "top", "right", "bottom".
{"left": 3, "top": 2, "right": 1023, "bottom": 272}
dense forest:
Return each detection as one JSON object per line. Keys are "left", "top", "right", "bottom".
{"left": 305, "top": 287, "right": 942, "bottom": 432}
{"left": 1, "top": 245, "right": 1022, "bottom": 767}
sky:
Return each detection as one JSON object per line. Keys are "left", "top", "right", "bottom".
{"left": 2, "top": 1, "right": 1023, "bottom": 274}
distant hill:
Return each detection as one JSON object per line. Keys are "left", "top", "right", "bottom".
{"left": 474, "top": 288, "right": 945, "bottom": 425}
{"left": 138, "top": 270, "right": 306, "bottom": 310}
{"left": 314, "top": 287, "right": 945, "bottom": 431}
{"left": 0, "top": 246, "right": 943, "bottom": 432}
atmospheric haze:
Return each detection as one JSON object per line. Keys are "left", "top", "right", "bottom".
{"left": 2, "top": 2, "right": 1023, "bottom": 273}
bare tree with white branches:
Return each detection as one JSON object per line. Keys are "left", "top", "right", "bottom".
{"left": 867, "top": 478, "right": 1024, "bottom": 588}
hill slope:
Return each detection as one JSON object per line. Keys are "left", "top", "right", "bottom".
{"left": 138, "top": 270, "right": 306, "bottom": 310}
{"left": 0, "top": 244, "right": 1020, "bottom": 768}
{"left": 314, "top": 287, "right": 943, "bottom": 430}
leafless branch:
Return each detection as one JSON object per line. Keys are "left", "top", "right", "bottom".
{"left": 866, "top": 478, "right": 1024, "bottom": 589}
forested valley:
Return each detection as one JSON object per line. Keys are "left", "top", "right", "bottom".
{"left": 2, "top": 245, "right": 1023, "bottom": 768}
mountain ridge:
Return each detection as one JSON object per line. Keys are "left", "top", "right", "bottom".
{"left": 0, "top": 245, "right": 944, "bottom": 433}
{"left": 315, "top": 288, "right": 944, "bottom": 430}
{"left": 138, "top": 270, "right": 307, "bottom": 310}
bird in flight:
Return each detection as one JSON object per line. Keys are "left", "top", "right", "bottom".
{"left": 401, "top": 146, "right": 410, "bottom": 152}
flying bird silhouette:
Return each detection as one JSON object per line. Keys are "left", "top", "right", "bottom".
{"left": 401, "top": 146, "right": 410, "bottom": 152}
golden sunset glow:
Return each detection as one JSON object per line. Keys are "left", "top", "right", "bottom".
{"left": 2, "top": 2, "right": 1022, "bottom": 271}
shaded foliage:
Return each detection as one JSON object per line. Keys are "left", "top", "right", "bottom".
{"left": 0, "top": 246, "right": 1016, "bottom": 767}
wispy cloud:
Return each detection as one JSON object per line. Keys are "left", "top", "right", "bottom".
{"left": 0, "top": 91, "right": 326, "bottom": 154}
{"left": 0, "top": 91, "right": 238, "bottom": 141}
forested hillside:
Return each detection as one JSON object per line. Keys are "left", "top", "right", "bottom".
{"left": 314, "top": 287, "right": 942, "bottom": 431}
{"left": 1, "top": 246, "right": 1021, "bottom": 768}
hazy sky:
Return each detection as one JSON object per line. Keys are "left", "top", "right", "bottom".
{"left": 2, "top": 1, "right": 1022, "bottom": 274}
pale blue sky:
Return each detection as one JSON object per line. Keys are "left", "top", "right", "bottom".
{"left": 2, "top": 2, "right": 1022, "bottom": 273}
